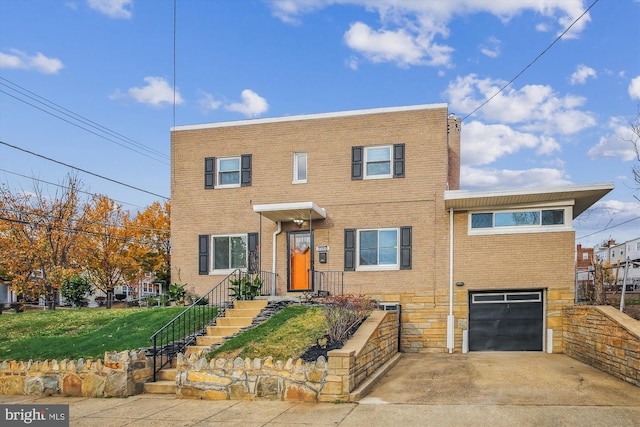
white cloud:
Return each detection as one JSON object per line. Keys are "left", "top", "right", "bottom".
{"left": 587, "top": 117, "right": 638, "bottom": 161}
{"left": 445, "top": 74, "right": 595, "bottom": 134}
{"left": 225, "top": 89, "right": 269, "bottom": 117}
{"left": 0, "top": 49, "right": 64, "bottom": 74}
{"left": 87, "top": 0, "right": 132, "bottom": 19}
{"left": 269, "top": 0, "right": 589, "bottom": 68}
{"left": 111, "top": 76, "right": 183, "bottom": 107}
{"left": 461, "top": 121, "right": 559, "bottom": 166}
{"left": 479, "top": 36, "right": 501, "bottom": 58}
{"left": 629, "top": 76, "right": 640, "bottom": 100}
{"left": 461, "top": 165, "right": 571, "bottom": 190}
{"left": 574, "top": 199, "right": 640, "bottom": 246}
{"left": 570, "top": 64, "right": 597, "bottom": 85}
{"left": 197, "top": 91, "right": 222, "bottom": 112}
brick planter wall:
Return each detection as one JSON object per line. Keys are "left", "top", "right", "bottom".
{"left": 0, "top": 351, "right": 153, "bottom": 397}
{"left": 563, "top": 305, "right": 640, "bottom": 387}
{"left": 176, "top": 309, "right": 399, "bottom": 402}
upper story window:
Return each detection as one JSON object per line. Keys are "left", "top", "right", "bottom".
{"left": 344, "top": 226, "right": 412, "bottom": 272}
{"left": 352, "top": 144, "right": 405, "bottom": 180}
{"left": 469, "top": 208, "right": 570, "bottom": 235}
{"left": 582, "top": 252, "right": 589, "bottom": 260}
{"left": 293, "top": 152, "right": 307, "bottom": 184}
{"left": 204, "top": 155, "right": 252, "bottom": 189}
{"left": 365, "top": 146, "right": 392, "bottom": 179}
{"left": 218, "top": 157, "right": 241, "bottom": 188}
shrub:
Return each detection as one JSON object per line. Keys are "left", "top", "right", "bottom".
{"left": 322, "top": 294, "right": 378, "bottom": 342}
{"left": 60, "top": 275, "right": 94, "bottom": 308}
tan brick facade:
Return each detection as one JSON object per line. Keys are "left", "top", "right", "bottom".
{"left": 171, "top": 104, "right": 605, "bottom": 354}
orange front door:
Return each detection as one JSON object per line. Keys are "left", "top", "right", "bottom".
{"left": 289, "top": 231, "right": 311, "bottom": 291}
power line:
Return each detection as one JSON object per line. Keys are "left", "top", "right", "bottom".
{"left": 0, "top": 140, "right": 169, "bottom": 200}
{"left": 576, "top": 216, "right": 640, "bottom": 240}
{"left": 0, "top": 168, "right": 141, "bottom": 208}
{"left": 461, "top": 0, "right": 600, "bottom": 122}
{"left": 0, "top": 82, "right": 170, "bottom": 165}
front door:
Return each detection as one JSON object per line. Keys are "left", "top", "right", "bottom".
{"left": 288, "top": 231, "right": 312, "bottom": 291}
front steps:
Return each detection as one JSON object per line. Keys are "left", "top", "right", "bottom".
{"left": 145, "top": 299, "right": 268, "bottom": 395}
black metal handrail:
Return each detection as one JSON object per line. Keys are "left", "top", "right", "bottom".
{"left": 148, "top": 269, "right": 275, "bottom": 381}
{"left": 312, "top": 270, "right": 344, "bottom": 296}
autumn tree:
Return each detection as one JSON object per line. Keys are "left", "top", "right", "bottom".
{"left": 81, "top": 195, "right": 134, "bottom": 309}
{"left": 0, "top": 175, "right": 88, "bottom": 306}
{"left": 127, "top": 201, "right": 171, "bottom": 292}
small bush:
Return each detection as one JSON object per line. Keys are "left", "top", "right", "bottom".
{"left": 321, "top": 294, "right": 378, "bottom": 342}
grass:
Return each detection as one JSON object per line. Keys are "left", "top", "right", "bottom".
{"left": 0, "top": 306, "right": 188, "bottom": 361}
{"left": 207, "top": 305, "right": 327, "bottom": 361}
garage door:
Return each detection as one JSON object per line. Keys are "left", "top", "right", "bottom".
{"left": 468, "top": 290, "right": 543, "bottom": 351}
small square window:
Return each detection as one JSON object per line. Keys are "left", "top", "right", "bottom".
{"left": 364, "top": 146, "right": 392, "bottom": 179}
{"left": 212, "top": 234, "right": 247, "bottom": 271}
{"left": 358, "top": 228, "right": 398, "bottom": 270}
{"left": 217, "top": 157, "right": 241, "bottom": 188}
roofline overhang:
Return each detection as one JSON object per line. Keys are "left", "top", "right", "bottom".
{"left": 171, "top": 103, "right": 448, "bottom": 132}
{"left": 444, "top": 183, "right": 614, "bottom": 219}
{"left": 252, "top": 201, "right": 327, "bottom": 223}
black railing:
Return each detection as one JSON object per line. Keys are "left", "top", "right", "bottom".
{"left": 148, "top": 269, "right": 275, "bottom": 381}
{"left": 312, "top": 270, "right": 344, "bottom": 296}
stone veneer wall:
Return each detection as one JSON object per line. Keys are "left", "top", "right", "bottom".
{"left": 564, "top": 305, "right": 640, "bottom": 387}
{"left": 0, "top": 351, "right": 153, "bottom": 397}
{"left": 176, "top": 310, "right": 399, "bottom": 402}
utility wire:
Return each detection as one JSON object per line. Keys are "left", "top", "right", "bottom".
{"left": 576, "top": 216, "right": 640, "bottom": 240}
{"left": 0, "top": 85, "right": 169, "bottom": 165}
{"left": 0, "top": 168, "right": 141, "bottom": 208}
{"left": 461, "top": 0, "right": 600, "bottom": 122}
{"left": 0, "top": 140, "right": 169, "bottom": 200}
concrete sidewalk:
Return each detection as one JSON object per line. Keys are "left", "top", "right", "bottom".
{"left": 1, "top": 353, "right": 639, "bottom": 426}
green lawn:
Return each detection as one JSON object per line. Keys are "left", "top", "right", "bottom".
{"left": 0, "top": 307, "right": 188, "bottom": 360}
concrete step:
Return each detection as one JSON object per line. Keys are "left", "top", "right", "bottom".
{"left": 224, "top": 307, "right": 263, "bottom": 318}
{"left": 184, "top": 345, "right": 211, "bottom": 356}
{"left": 156, "top": 368, "right": 177, "bottom": 381}
{"left": 234, "top": 299, "right": 268, "bottom": 310}
{"left": 216, "top": 316, "right": 254, "bottom": 327}
{"left": 196, "top": 335, "right": 223, "bottom": 346}
{"left": 206, "top": 325, "right": 242, "bottom": 336}
{"left": 143, "top": 380, "right": 176, "bottom": 395}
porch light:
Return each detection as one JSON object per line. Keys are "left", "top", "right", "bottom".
{"left": 293, "top": 219, "right": 304, "bottom": 228}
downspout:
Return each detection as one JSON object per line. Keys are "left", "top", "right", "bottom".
{"left": 272, "top": 220, "right": 282, "bottom": 296}
{"left": 447, "top": 207, "right": 455, "bottom": 353}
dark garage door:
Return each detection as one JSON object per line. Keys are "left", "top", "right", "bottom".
{"left": 469, "top": 291, "right": 543, "bottom": 351}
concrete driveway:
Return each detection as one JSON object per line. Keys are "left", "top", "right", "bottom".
{"left": 359, "top": 352, "right": 640, "bottom": 406}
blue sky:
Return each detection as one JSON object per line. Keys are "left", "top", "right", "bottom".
{"left": 0, "top": 0, "right": 639, "bottom": 248}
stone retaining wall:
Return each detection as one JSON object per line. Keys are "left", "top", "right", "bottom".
{"left": 176, "top": 309, "right": 399, "bottom": 402}
{"left": 563, "top": 305, "right": 640, "bottom": 387}
{"left": 0, "top": 351, "right": 153, "bottom": 397}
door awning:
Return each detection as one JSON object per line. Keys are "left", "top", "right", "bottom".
{"left": 253, "top": 202, "right": 327, "bottom": 223}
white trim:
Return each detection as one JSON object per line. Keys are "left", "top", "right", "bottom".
{"left": 216, "top": 156, "right": 241, "bottom": 188}
{"left": 293, "top": 152, "right": 308, "bottom": 184}
{"left": 356, "top": 228, "right": 400, "bottom": 271}
{"left": 467, "top": 206, "right": 573, "bottom": 236}
{"left": 363, "top": 145, "right": 393, "bottom": 180}
{"left": 171, "top": 103, "right": 448, "bottom": 131}
{"left": 211, "top": 234, "right": 248, "bottom": 273}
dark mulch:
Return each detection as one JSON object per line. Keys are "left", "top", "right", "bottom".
{"left": 299, "top": 335, "right": 344, "bottom": 361}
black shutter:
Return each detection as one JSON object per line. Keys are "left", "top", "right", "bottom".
{"left": 344, "top": 229, "right": 356, "bottom": 271}
{"left": 241, "top": 154, "right": 252, "bottom": 187}
{"left": 351, "top": 146, "right": 363, "bottom": 180}
{"left": 400, "top": 226, "right": 412, "bottom": 270}
{"left": 393, "top": 143, "right": 405, "bottom": 178}
{"left": 198, "top": 235, "right": 210, "bottom": 275}
{"left": 204, "top": 157, "right": 215, "bottom": 189}
{"left": 247, "top": 232, "right": 259, "bottom": 273}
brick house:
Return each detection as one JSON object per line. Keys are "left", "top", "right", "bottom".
{"left": 170, "top": 103, "right": 612, "bottom": 354}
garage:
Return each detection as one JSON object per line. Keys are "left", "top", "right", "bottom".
{"left": 468, "top": 290, "right": 544, "bottom": 351}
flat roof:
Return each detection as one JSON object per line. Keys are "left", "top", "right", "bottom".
{"left": 253, "top": 201, "right": 327, "bottom": 223}
{"left": 171, "top": 103, "right": 448, "bottom": 132}
{"left": 444, "top": 183, "right": 614, "bottom": 219}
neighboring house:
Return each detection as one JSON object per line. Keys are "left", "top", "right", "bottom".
{"left": 596, "top": 237, "right": 640, "bottom": 291}
{"left": 170, "top": 103, "right": 613, "bottom": 354}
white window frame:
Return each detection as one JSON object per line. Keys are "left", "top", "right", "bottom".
{"left": 468, "top": 205, "right": 573, "bottom": 236}
{"left": 293, "top": 152, "right": 307, "bottom": 184}
{"left": 356, "top": 227, "right": 400, "bottom": 271}
{"left": 364, "top": 145, "right": 393, "bottom": 180}
{"left": 216, "top": 156, "right": 241, "bottom": 188}
{"left": 211, "top": 234, "right": 248, "bottom": 274}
